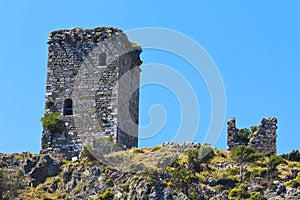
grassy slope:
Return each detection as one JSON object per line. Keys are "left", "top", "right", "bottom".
{"left": 6, "top": 147, "right": 300, "bottom": 199}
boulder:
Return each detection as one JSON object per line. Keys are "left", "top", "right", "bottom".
{"left": 28, "top": 155, "right": 62, "bottom": 186}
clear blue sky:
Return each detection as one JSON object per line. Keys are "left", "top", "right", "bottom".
{"left": 0, "top": 1, "right": 299, "bottom": 154}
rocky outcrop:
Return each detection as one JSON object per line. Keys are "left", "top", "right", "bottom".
{"left": 265, "top": 181, "right": 300, "bottom": 199}
{"left": 162, "top": 142, "right": 201, "bottom": 152}
{"left": 28, "top": 155, "right": 62, "bottom": 186}
{"left": 40, "top": 161, "right": 228, "bottom": 199}
{"left": 0, "top": 152, "right": 62, "bottom": 187}
{"left": 1, "top": 146, "right": 300, "bottom": 199}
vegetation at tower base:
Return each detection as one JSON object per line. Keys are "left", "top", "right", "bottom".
{"left": 41, "top": 111, "right": 65, "bottom": 133}
{"left": 1, "top": 144, "right": 300, "bottom": 199}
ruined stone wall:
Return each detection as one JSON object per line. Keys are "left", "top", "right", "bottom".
{"left": 116, "top": 52, "right": 141, "bottom": 148}
{"left": 227, "top": 117, "right": 277, "bottom": 153}
{"left": 227, "top": 118, "right": 240, "bottom": 150}
{"left": 41, "top": 27, "right": 142, "bottom": 159}
{"left": 248, "top": 118, "right": 277, "bottom": 153}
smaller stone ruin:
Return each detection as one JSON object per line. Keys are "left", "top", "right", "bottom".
{"left": 227, "top": 117, "right": 277, "bottom": 153}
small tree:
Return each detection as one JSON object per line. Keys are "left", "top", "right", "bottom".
{"left": 237, "top": 128, "right": 251, "bottom": 145}
{"left": 198, "top": 144, "right": 215, "bottom": 163}
{"left": 186, "top": 144, "right": 214, "bottom": 172}
{"left": 250, "top": 126, "right": 258, "bottom": 134}
{"left": 231, "top": 145, "right": 256, "bottom": 183}
{"left": 186, "top": 148, "right": 200, "bottom": 171}
{"left": 249, "top": 126, "right": 258, "bottom": 140}
{"left": 266, "top": 155, "right": 286, "bottom": 183}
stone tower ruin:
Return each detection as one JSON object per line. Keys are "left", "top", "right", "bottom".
{"left": 227, "top": 117, "right": 277, "bottom": 153}
{"left": 41, "top": 27, "right": 142, "bottom": 159}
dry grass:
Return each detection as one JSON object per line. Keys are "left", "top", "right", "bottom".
{"left": 104, "top": 146, "right": 180, "bottom": 172}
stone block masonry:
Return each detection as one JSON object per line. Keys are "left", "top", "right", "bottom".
{"left": 41, "top": 27, "right": 142, "bottom": 160}
{"left": 227, "top": 118, "right": 240, "bottom": 151}
{"left": 227, "top": 117, "right": 277, "bottom": 154}
{"left": 248, "top": 117, "right": 277, "bottom": 153}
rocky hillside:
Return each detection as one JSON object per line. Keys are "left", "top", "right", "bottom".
{"left": 1, "top": 143, "right": 300, "bottom": 199}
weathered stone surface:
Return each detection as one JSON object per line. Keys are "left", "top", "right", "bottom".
{"left": 248, "top": 117, "right": 277, "bottom": 153}
{"left": 227, "top": 117, "right": 240, "bottom": 150}
{"left": 41, "top": 27, "right": 142, "bottom": 159}
{"left": 28, "top": 155, "right": 62, "bottom": 186}
{"left": 0, "top": 153, "right": 62, "bottom": 187}
{"left": 264, "top": 181, "right": 300, "bottom": 199}
{"left": 227, "top": 117, "right": 277, "bottom": 153}
{"left": 162, "top": 142, "right": 201, "bottom": 150}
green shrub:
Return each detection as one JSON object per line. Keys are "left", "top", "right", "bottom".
{"left": 267, "top": 155, "right": 287, "bottom": 183}
{"left": 1, "top": 167, "right": 24, "bottom": 199}
{"left": 98, "top": 187, "right": 114, "bottom": 199}
{"left": 106, "top": 136, "right": 113, "bottom": 142}
{"left": 250, "top": 191, "right": 267, "bottom": 200}
{"left": 165, "top": 181, "right": 174, "bottom": 187}
{"left": 185, "top": 174, "right": 197, "bottom": 183}
{"left": 226, "top": 166, "right": 240, "bottom": 176}
{"left": 151, "top": 145, "right": 162, "bottom": 152}
{"left": 198, "top": 144, "right": 215, "bottom": 162}
{"left": 186, "top": 144, "right": 214, "bottom": 171}
{"left": 250, "top": 126, "right": 258, "bottom": 134}
{"left": 228, "top": 184, "right": 248, "bottom": 199}
{"left": 285, "top": 179, "right": 300, "bottom": 188}
{"left": 250, "top": 167, "right": 267, "bottom": 180}
{"left": 281, "top": 150, "right": 300, "bottom": 162}
{"left": 80, "top": 145, "right": 96, "bottom": 161}
{"left": 105, "top": 178, "right": 112, "bottom": 185}
{"left": 231, "top": 145, "right": 257, "bottom": 183}
{"left": 41, "top": 112, "right": 64, "bottom": 133}
{"left": 285, "top": 173, "right": 300, "bottom": 188}
{"left": 237, "top": 128, "right": 251, "bottom": 144}
{"left": 132, "top": 148, "right": 144, "bottom": 154}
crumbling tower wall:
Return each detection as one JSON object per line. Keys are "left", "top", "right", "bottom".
{"left": 248, "top": 118, "right": 277, "bottom": 153}
{"left": 227, "top": 118, "right": 241, "bottom": 150}
{"left": 41, "top": 27, "right": 142, "bottom": 159}
{"left": 227, "top": 117, "right": 277, "bottom": 154}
